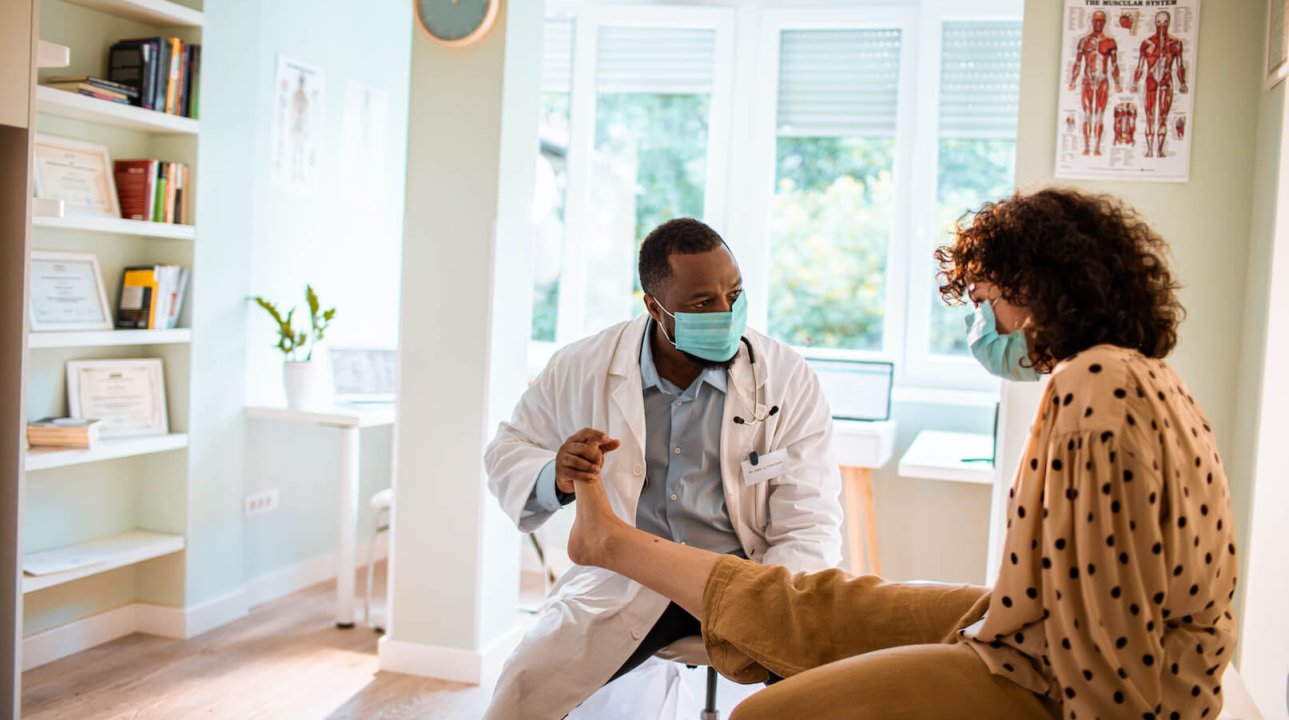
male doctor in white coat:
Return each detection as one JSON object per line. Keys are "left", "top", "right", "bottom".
{"left": 484, "top": 218, "right": 843, "bottom": 719}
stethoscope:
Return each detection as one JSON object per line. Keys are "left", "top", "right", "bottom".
{"left": 731, "top": 336, "right": 780, "bottom": 426}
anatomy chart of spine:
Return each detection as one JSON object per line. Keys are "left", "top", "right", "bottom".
{"left": 1055, "top": 0, "right": 1200, "bottom": 182}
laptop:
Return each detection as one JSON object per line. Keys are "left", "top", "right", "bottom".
{"left": 808, "top": 358, "right": 895, "bottom": 422}
{"left": 330, "top": 347, "right": 397, "bottom": 404}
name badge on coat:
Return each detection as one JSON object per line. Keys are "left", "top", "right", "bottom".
{"left": 741, "top": 449, "right": 789, "bottom": 486}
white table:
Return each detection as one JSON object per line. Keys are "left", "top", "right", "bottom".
{"left": 246, "top": 403, "right": 395, "bottom": 628}
{"left": 832, "top": 420, "right": 897, "bottom": 575}
{"left": 898, "top": 430, "right": 995, "bottom": 485}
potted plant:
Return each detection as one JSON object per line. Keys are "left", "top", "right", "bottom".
{"left": 254, "top": 285, "right": 336, "bottom": 409}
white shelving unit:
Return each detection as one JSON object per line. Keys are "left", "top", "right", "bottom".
{"left": 32, "top": 213, "right": 196, "bottom": 240}
{"left": 25, "top": 434, "right": 189, "bottom": 472}
{"left": 28, "top": 328, "right": 192, "bottom": 349}
{"left": 35, "top": 86, "right": 199, "bottom": 135}
{"left": 22, "top": 530, "right": 186, "bottom": 594}
{"left": 20, "top": 0, "right": 204, "bottom": 662}
{"left": 63, "top": 0, "right": 202, "bottom": 27}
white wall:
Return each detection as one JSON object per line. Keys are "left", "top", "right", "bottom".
{"left": 1237, "top": 83, "right": 1289, "bottom": 720}
{"left": 234, "top": 1, "right": 411, "bottom": 583}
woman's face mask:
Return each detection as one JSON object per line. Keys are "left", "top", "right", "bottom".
{"left": 655, "top": 292, "right": 748, "bottom": 363}
{"left": 965, "top": 298, "right": 1041, "bottom": 382}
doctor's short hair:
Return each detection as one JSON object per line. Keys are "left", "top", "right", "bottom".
{"left": 935, "top": 188, "right": 1184, "bottom": 373}
{"left": 638, "top": 218, "right": 730, "bottom": 297}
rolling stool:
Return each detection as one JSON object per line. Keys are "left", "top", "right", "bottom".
{"left": 364, "top": 487, "right": 393, "bottom": 632}
{"left": 656, "top": 635, "right": 720, "bottom": 720}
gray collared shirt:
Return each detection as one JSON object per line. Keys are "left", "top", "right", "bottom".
{"left": 523, "top": 323, "right": 743, "bottom": 555}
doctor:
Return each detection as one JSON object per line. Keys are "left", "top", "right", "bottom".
{"left": 484, "top": 218, "right": 843, "bottom": 719}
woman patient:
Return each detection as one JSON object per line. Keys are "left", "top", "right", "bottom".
{"left": 566, "top": 188, "right": 1238, "bottom": 720}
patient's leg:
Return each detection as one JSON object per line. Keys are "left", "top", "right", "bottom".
{"left": 701, "top": 557, "right": 986, "bottom": 682}
{"left": 730, "top": 643, "right": 1058, "bottom": 720}
{"left": 569, "top": 475, "right": 988, "bottom": 682}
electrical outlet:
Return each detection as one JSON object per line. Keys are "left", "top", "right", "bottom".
{"left": 244, "top": 489, "right": 279, "bottom": 517}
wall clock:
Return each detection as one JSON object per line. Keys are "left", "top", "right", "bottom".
{"left": 415, "top": 0, "right": 500, "bottom": 48}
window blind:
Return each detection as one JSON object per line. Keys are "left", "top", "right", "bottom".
{"left": 938, "top": 21, "right": 1023, "bottom": 138}
{"left": 595, "top": 26, "right": 716, "bottom": 94}
{"left": 543, "top": 18, "right": 574, "bottom": 94}
{"left": 776, "top": 29, "right": 903, "bottom": 137}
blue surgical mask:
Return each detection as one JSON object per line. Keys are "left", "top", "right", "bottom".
{"left": 965, "top": 299, "right": 1041, "bottom": 382}
{"left": 656, "top": 292, "right": 748, "bottom": 362}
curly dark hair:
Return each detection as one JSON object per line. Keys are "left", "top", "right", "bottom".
{"left": 935, "top": 188, "right": 1184, "bottom": 371}
{"left": 637, "top": 218, "right": 729, "bottom": 297}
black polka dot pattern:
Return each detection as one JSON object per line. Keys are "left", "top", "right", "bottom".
{"left": 961, "top": 346, "right": 1237, "bottom": 720}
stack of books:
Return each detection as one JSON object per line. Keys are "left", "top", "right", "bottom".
{"left": 42, "top": 76, "right": 139, "bottom": 105}
{"left": 27, "top": 418, "right": 102, "bottom": 449}
{"left": 117, "top": 265, "right": 190, "bottom": 330}
{"left": 107, "top": 37, "right": 201, "bottom": 118}
{"left": 114, "top": 159, "right": 192, "bottom": 224}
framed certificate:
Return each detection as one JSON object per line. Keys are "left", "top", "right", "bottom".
{"left": 29, "top": 251, "right": 114, "bottom": 331}
{"left": 32, "top": 134, "right": 120, "bottom": 218}
{"left": 67, "top": 359, "right": 169, "bottom": 437}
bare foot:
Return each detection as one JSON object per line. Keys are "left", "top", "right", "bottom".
{"left": 567, "top": 470, "right": 625, "bottom": 568}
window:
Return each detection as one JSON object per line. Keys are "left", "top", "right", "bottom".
{"left": 769, "top": 29, "right": 903, "bottom": 353}
{"left": 531, "top": 3, "right": 1022, "bottom": 390}
{"left": 532, "top": 18, "right": 575, "bottom": 343}
{"left": 927, "top": 20, "right": 1023, "bottom": 357}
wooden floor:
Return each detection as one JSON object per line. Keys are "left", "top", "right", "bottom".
{"left": 22, "top": 564, "right": 761, "bottom": 719}
{"left": 21, "top": 564, "right": 496, "bottom": 720}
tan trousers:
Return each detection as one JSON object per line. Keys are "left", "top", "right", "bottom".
{"left": 700, "top": 557, "right": 1062, "bottom": 720}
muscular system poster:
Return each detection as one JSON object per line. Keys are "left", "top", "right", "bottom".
{"left": 1055, "top": 0, "right": 1200, "bottom": 182}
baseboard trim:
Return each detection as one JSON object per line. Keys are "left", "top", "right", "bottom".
{"left": 377, "top": 622, "right": 527, "bottom": 685}
{"left": 21, "top": 604, "right": 137, "bottom": 671}
{"left": 23, "top": 542, "right": 386, "bottom": 671}
{"left": 246, "top": 538, "right": 387, "bottom": 610}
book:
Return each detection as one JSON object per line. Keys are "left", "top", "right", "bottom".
{"left": 45, "top": 75, "right": 139, "bottom": 98}
{"left": 186, "top": 45, "right": 201, "bottom": 118}
{"left": 109, "top": 38, "right": 163, "bottom": 110}
{"left": 164, "top": 37, "right": 183, "bottom": 115}
{"left": 118, "top": 267, "right": 158, "bottom": 329}
{"left": 26, "top": 417, "right": 102, "bottom": 449}
{"left": 117, "top": 265, "right": 189, "bottom": 329}
{"left": 114, "top": 159, "right": 158, "bottom": 221}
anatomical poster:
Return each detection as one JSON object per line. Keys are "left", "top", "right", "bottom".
{"left": 1055, "top": 0, "right": 1200, "bottom": 182}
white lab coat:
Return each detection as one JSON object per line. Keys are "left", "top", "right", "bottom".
{"left": 484, "top": 315, "right": 843, "bottom": 720}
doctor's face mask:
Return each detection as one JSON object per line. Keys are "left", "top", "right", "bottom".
{"left": 655, "top": 292, "right": 748, "bottom": 363}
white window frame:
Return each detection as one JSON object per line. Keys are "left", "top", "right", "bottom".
{"left": 740, "top": 7, "right": 919, "bottom": 373}
{"left": 547, "top": 3, "right": 737, "bottom": 353}
{"left": 901, "top": 0, "right": 1023, "bottom": 392}
{"left": 533, "top": 1, "right": 1022, "bottom": 394}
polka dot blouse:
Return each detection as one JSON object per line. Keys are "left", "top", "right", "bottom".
{"left": 960, "top": 345, "right": 1238, "bottom": 720}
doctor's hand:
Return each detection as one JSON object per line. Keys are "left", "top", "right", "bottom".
{"left": 555, "top": 428, "right": 621, "bottom": 495}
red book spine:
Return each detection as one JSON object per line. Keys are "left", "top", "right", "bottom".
{"left": 113, "top": 160, "right": 155, "bottom": 221}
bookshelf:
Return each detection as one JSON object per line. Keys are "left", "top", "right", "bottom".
{"left": 63, "top": 0, "right": 202, "bottom": 27}
{"left": 28, "top": 328, "right": 191, "bottom": 349}
{"left": 32, "top": 213, "right": 196, "bottom": 240}
{"left": 25, "top": 433, "right": 189, "bottom": 471}
{"left": 35, "top": 86, "right": 199, "bottom": 134}
{"left": 19, "top": 0, "right": 203, "bottom": 665}
{"left": 22, "top": 530, "right": 186, "bottom": 594}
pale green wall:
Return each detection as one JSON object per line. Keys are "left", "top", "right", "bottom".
{"left": 234, "top": 0, "right": 410, "bottom": 588}
{"left": 1012, "top": 0, "right": 1265, "bottom": 580}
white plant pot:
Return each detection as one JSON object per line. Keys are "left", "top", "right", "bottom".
{"left": 283, "top": 360, "right": 328, "bottom": 409}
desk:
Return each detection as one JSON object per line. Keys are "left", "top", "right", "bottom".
{"left": 832, "top": 420, "right": 896, "bottom": 575}
{"left": 246, "top": 404, "right": 395, "bottom": 628}
{"left": 898, "top": 431, "right": 995, "bottom": 485}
